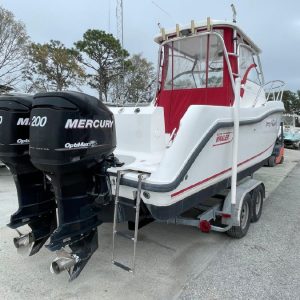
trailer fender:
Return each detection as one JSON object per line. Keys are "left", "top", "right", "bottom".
{"left": 222, "top": 178, "right": 264, "bottom": 226}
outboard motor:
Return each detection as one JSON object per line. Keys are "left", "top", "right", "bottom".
{"left": 0, "top": 94, "right": 56, "bottom": 255}
{"left": 30, "top": 91, "right": 117, "bottom": 280}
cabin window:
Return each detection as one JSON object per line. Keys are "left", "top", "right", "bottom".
{"left": 239, "top": 46, "right": 261, "bottom": 85}
{"left": 207, "top": 35, "right": 224, "bottom": 87}
{"left": 163, "top": 34, "right": 224, "bottom": 90}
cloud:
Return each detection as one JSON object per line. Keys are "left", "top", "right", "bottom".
{"left": 294, "top": 19, "right": 300, "bottom": 27}
{"left": 1, "top": 0, "right": 299, "bottom": 91}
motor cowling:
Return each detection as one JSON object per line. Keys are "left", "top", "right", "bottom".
{"left": 30, "top": 91, "right": 116, "bottom": 172}
{"left": 29, "top": 91, "right": 117, "bottom": 280}
{"left": 0, "top": 94, "right": 56, "bottom": 255}
{"left": 0, "top": 94, "right": 32, "bottom": 163}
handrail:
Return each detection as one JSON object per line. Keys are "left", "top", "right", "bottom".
{"left": 265, "top": 80, "right": 285, "bottom": 101}
{"left": 231, "top": 77, "right": 241, "bottom": 206}
{"left": 241, "top": 64, "right": 257, "bottom": 85}
{"left": 252, "top": 80, "right": 285, "bottom": 107}
{"left": 240, "top": 63, "right": 256, "bottom": 97}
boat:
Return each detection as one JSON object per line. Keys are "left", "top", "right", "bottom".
{"left": 283, "top": 114, "right": 300, "bottom": 149}
{"left": 108, "top": 19, "right": 285, "bottom": 219}
{"left": 0, "top": 17, "right": 285, "bottom": 280}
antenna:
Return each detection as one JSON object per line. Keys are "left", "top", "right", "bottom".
{"left": 108, "top": 0, "right": 111, "bottom": 32}
{"left": 231, "top": 4, "right": 237, "bottom": 23}
{"left": 116, "top": 0, "right": 124, "bottom": 47}
{"left": 116, "top": 0, "right": 125, "bottom": 105}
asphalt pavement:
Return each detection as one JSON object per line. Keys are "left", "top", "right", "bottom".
{"left": 180, "top": 160, "right": 300, "bottom": 299}
{"left": 0, "top": 149, "right": 299, "bottom": 300}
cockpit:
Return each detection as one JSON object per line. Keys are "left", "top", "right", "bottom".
{"left": 154, "top": 21, "right": 273, "bottom": 134}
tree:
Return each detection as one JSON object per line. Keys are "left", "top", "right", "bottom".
{"left": 75, "top": 29, "right": 129, "bottom": 101}
{"left": 111, "top": 54, "right": 156, "bottom": 103}
{"left": 282, "top": 90, "right": 300, "bottom": 114}
{"left": 0, "top": 6, "right": 29, "bottom": 88}
{"left": 25, "top": 40, "right": 85, "bottom": 92}
{"left": 296, "top": 90, "right": 300, "bottom": 113}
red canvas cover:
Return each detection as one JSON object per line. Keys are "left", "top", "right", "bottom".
{"left": 156, "top": 27, "right": 237, "bottom": 134}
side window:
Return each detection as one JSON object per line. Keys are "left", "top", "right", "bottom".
{"left": 163, "top": 46, "right": 172, "bottom": 90}
{"left": 239, "top": 46, "right": 261, "bottom": 85}
{"left": 247, "top": 68, "right": 260, "bottom": 85}
{"left": 239, "top": 47, "right": 253, "bottom": 79}
{"left": 207, "top": 35, "right": 224, "bottom": 87}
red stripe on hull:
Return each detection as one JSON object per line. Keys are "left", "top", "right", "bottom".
{"left": 213, "top": 139, "right": 233, "bottom": 147}
{"left": 171, "top": 143, "right": 274, "bottom": 198}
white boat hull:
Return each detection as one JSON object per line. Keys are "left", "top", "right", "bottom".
{"left": 109, "top": 101, "right": 284, "bottom": 219}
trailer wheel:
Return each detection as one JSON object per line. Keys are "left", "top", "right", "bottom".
{"left": 251, "top": 185, "right": 264, "bottom": 222}
{"left": 279, "top": 156, "right": 284, "bottom": 164}
{"left": 268, "top": 156, "right": 276, "bottom": 167}
{"left": 226, "top": 194, "right": 251, "bottom": 239}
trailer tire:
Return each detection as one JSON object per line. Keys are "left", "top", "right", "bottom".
{"left": 279, "top": 156, "right": 284, "bottom": 164}
{"left": 226, "top": 194, "right": 251, "bottom": 239}
{"left": 251, "top": 185, "right": 264, "bottom": 222}
{"left": 268, "top": 156, "right": 276, "bottom": 167}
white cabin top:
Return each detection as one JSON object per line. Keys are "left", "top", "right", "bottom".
{"left": 154, "top": 19, "right": 261, "bottom": 53}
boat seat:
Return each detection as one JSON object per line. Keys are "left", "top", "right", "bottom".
{"left": 111, "top": 106, "right": 166, "bottom": 173}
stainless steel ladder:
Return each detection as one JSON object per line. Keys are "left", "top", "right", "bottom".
{"left": 112, "top": 170, "right": 147, "bottom": 273}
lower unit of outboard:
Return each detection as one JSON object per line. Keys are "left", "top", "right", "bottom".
{"left": 0, "top": 94, "right": 56, "bottom": 255}
{"left": 30, "top": 91, "right": 117, "bottom": 280}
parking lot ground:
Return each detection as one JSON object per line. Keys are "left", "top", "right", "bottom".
{"left": 0, "top": 149, "right": 299, "bottom": 300}
{"left": 180, "top": 158, "right": 300, "bottom": 300}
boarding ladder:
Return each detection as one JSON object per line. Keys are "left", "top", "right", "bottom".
{"left": 112, "top": 170, "right": 148, "bottom": 273}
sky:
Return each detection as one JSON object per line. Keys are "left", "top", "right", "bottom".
{"left": 0, "top": 0, "right": 299, "bottom": 91}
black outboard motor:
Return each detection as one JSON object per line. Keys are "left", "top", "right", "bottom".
{"left": 30, "top": 91, "right": 117, "bottom": 280}
{"left": 0, "top": 94, "right": 56, "bottom": 255}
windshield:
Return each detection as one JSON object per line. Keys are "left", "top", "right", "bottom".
{"left": 162, "top": 33, "right": 224, "bottom": 90}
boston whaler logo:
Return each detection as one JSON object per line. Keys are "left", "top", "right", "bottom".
{"left": 65, "top": 119, "right": 113, "bottom": 129}
{"left": 213, "top": 131, "right": 233, "bottom": 147}
{"left": 65, "top": 140, "right": 98, "bottom": 149}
